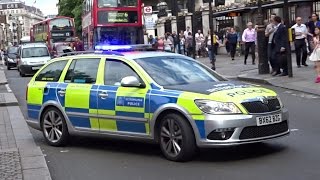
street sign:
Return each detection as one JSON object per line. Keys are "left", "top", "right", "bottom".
{"left": 144, "top": 6, "right": 153, "bottom": 14}
{"left": 144, "top": 16, "right": 155, "bottom": 30}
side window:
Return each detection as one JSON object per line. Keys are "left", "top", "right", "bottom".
{"left": 104, "top": 60, "right": 140, "bottom": 86}
{"left": 35, "top": 60, "right": 67, "bottom": 82}
{"left": 64, "top": 58, "right": 100, "bottom": 84}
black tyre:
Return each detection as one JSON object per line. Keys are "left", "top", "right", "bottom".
{"left": 41, "top": 107, "right": 69, "bottom": 146}
{"left": 159, "top": 113, "right": 197, "bottom": 162}
{"left": 19, "top": 70, "right": 25, "bottom": 77}
{"left": 7, "top": 65, "right": 10, "bottom": 70}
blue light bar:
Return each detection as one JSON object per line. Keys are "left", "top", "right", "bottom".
{"left": 95, "top": 45, "right": 132, "bottom": 51}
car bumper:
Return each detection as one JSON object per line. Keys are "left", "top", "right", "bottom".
{"left": 19, "top": 64, "right": 44, "bottom": 75}
{"left": 196, "top": 109, "right": 290, "bottom": 147}
{"left": 7, "top": 61, "right": 17, "bottom": 67}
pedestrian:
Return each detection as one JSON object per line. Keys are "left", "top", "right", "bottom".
{"left": 195, "top": 30, "right": 204, "bottom": 58}
{"left": 309, "top": 26, "right": 320, "bottom": 83}
{"left": 186, "top": 32, "right": 193, "bottom": 57}
{"left": 292, "top": 17, "right": 308, "bottom": 68}
{"left": 306, "top": 13, "right": 320, "bottom": 52}
{"left": 164, "top": 34, "right": 173, "bottom": 52}
{"left": 157, "top": 37, "right": 164, "bottom": 51}
{"left": 213, "top": 31, "right": 219, "bottom": 55}
{"left": 206, "top": 30, "right": 216, "bottom": 70}
{"left": 184, "top": 26, "right": 192, "bottom": 39}
{"left": 271, "top": 16, "right": 288, "bottom": 76}
{"left": 265, "top": 13, "right": 277, "bottom": 73}
{"left": 226, "top": 27, "right": 238, "bottom": 61}
{"left": 224, "top": 27, "right": 231, "bottom": 55}
{"left": 242, "top": 22, "right": 257, "bottom": 65}
{"left": 74, "top": 37, "right": 84, "bottom": 51}
{"left": 172, "top": 31, "right": 180, "bottom": 53}
{"left": 179, "top": 34, "right": 185, "bottom": 55}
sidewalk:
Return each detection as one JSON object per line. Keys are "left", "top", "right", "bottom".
{"left": 197, "top": 54, "right": 320, "bottom": 95}
{"left": 0, "top": 68, "right": 51, "bottom": 179}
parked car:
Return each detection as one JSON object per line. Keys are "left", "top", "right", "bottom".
{"left": 17, "top": 42, "right": 51, "bottom": 77}
{"left": 4, "top": 46, "right": 19, "bottom": 70}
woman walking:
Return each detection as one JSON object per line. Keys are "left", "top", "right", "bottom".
{"left": 226, "top": 27, "right": 239, "bottom": 61}
{"left": 309, "top": 26, "right": 320, "bottom": 83}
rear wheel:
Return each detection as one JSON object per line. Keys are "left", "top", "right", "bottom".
{"left": 41, "top": 107, "right": 69, "bottom": 146}
{"left": 159, "top": 113, "right": 197, "bottom": 162}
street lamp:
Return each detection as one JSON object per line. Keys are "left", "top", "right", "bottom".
{"left": 157, "top": 1, "right": 168, "bottom": 18}
{"left": 256, "top": 0, "right": 269, "bottom": 74}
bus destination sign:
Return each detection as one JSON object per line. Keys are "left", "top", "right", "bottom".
{"left": 108, "top": 12, "right": 129, "bottom": 23}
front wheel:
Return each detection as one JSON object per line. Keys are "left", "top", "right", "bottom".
{"left": 159, "top": 113, "right": 197, "bottom": 162}
{"left": 41, "top": 107, "right": 69, "bottom": 146}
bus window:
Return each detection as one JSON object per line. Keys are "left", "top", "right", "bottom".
{"left": 50, "top": 18, "right": 73, "bottom": 30}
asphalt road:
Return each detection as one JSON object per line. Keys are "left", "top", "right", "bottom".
{"left": 5, "top": 67, "right": 320, "bottom": 180}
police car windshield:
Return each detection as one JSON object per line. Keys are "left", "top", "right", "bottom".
{"left": 22, "top": 47, "right": 49, "bottom": 58}
{"left": 135, "top": 56, "right": 225, "bottom": 86}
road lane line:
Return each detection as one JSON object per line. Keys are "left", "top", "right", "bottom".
{"left": 290, "top": 129, "right": 299, "bottom": 132}
{"left": 5, "top": 84, "right": 12, "bottom": 93}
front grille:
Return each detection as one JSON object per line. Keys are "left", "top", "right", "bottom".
{"left": 239, "top": 121, "right": 288, "bottom": 140}
{"left": 241, "top": 98, "right": 281, "bottom": 114}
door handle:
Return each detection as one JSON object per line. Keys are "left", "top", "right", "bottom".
{"left": 98, "top": 91, "right": 108, "bottom": 99}
{"left": 58, "top": 89, "right": 66, "bottom": 96}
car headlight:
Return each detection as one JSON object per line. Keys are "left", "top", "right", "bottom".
{"left": 277, "top": 97, "right": 284, "bottom": 108}
{"left": 7, "top": 58, "right": 14, "bottom": 62}
{"left": 22, "top": 61, "right": 28, "bottom": 65}
{"left": 195, "top": 100, "right": 242, "bottom": 115}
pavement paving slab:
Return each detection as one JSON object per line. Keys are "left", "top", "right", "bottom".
{"left": 0, "top": 68, "right": 51, "bottom": 180}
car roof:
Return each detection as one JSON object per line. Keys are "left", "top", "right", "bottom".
{"left": 21, "top": 43, "right": 47, "bottom": 48}
{"left": 56, "top": 51, "right": 187, "bottom": 60}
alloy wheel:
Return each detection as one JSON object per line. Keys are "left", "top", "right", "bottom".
{"left": 160, "top": 118, "right": 183, "bottom": 157}
{"left": 43, "top": 110, "right": 63, "bottom": 143}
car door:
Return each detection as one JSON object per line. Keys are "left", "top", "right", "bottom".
{"left": 27, "top": 60, "right": 68, "bottom": 120}
{"left": 63, "top": 58, "right": 101, "bottom": 130}
{"left": 97, "top": 59, "right": 150, "bottom": 135}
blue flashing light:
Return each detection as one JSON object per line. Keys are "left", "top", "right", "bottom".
{"left": 95, "top": 45, "right": 132, "bottom": 51}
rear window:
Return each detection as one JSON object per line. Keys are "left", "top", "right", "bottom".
{"left": 22, "top": 47, "right": 49, "bottom": 58}
{"left": 35, "top": 60, "right": 68, "bottom": 82}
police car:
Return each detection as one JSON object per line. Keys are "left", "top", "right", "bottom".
{"left": 26, "top": 45, "right": 289, "bottom": 161}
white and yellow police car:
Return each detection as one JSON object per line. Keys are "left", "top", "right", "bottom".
{"left": 26, "top": 45, "right": 289, "bottom": 161}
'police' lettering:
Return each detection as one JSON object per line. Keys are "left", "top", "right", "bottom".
{"left": 227, "top": 89, "right": 268, "bottom": 97}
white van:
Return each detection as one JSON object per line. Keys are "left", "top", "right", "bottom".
{"left": 17, "top": 43, "right": 52, "bottom": 77}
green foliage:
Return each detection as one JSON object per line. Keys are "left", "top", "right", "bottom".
{"left": 58, "top": 0, "right": 83, "bottom": 35}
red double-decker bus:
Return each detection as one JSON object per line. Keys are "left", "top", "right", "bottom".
{"left": 82, "top": 0, "right": 143, "bottom": 50}
{"left": 30, "top": 16, "right": 76, "bottom": 53}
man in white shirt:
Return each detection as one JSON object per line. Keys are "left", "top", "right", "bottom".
{"left": 195, "top": 30, "right": 204, "bottom": 58}
{"left": 291, "top": 17, "right": 308, "bottom": 67}
{"left": 184, "top": 26, "right": 191, "bottom": 39}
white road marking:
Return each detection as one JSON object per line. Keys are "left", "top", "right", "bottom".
{"left": 5, "top": 84, "right": 12, "bottom": 93}
{"left": 290, "top": 129, "right": 299, "bottom": 132}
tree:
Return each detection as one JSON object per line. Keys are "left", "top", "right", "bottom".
{"left": 58, "top": 0, "right": 83, "bottom": 36}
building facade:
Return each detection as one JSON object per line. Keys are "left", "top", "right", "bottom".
{"left": 0, "top": 0, "right": 44, "bottom": 46}
{"left": 143, "top": 0, "right": 319, "bottom": 39}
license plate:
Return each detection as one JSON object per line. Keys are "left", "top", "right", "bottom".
{"left": 32, "top": 67, "right": 40, "bottom": 70}
{"left": 256, "top": 114, "right": 282, "bottom": 126}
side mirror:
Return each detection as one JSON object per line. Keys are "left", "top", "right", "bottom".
{"left": 121, "top": 76, "right": 145, "bottom": 88}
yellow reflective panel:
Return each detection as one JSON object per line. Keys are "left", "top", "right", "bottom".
{"left": 98, "top": 110, "right": 117, "bottom": 131}
{"left": 177, "top": 92, "right": 207, "bottom": 115}
{"left": 115, "top": 86, "right": 148, "bottom": 113}
{"left": 89, "top": 109, "right": 99, "bottom": 130}
{"left": 65, "top": 84, "right": 92, "bottom": 109}
{"left": 27, "top": 81, "right": 47, "bottom": 105}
